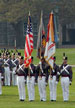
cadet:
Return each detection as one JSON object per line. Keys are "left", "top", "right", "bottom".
{"left": 1, "top": 53, "right": 5, "bottom": 85}
{"left": 27, "top": 56, "right": 36, "bottom": 101}
{"left": 11, "top": 53, "right": 19, "bottom": 86}
{"left": 48, "top": 56, "right": 59, "bottom": 101}
{"left": 16, "top": 56, "right": 27, "bottom": 101}
{"left": 59, "top": 56, "right": 73, "bottom": 102}
{"left": 4, "top": 54, "right": 12, "bottom": 86}
{"left": 0, "top": 53, "right": 4, "bottom": 94}
{"left": 36, "top": 57, "right": 47, "bottom": 101}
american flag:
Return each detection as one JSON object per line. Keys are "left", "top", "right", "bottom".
{"left": 24, "top": 12, "right": 33, "bottom": 67}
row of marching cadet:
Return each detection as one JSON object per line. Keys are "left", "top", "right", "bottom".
{"left": 0, "top": 49, "right": 73, "bottom": 102}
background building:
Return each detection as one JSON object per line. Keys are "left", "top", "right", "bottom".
{"left": 0, "top": 19, "right": 75, "bottom": 49}
{"left": 0, "top": 0, "right": 75, "bottom": 48}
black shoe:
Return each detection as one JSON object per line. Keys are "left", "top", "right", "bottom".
{"left": 64, "top": 100, "right": 68, "bottom": 102}
{"left": 29, "top": 100, "right": 34, "bottom": 102}
{"left": 51, "top": 100, "right": 53, "bottom": 102}
{"left": 20, "top": 99, "right": 24, "bottom": 101}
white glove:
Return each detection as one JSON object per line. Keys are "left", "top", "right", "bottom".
{"left": 53, "top": 69, "right": 55, "bottom": 73}
{"left": 57, "top": 72, "right": 60, "bottom": 75}
{"left": 13, "top": 71, "right": 16, "bottom": 74}
{"left": 24, "top": 79, "right": 26, "bottom": 83}
{"left": 34, "top": 82, "right": 37, "bottom": 85}
{"left": 56, "top": 81, "right": 58, "bottom": 85}
{"left": 45, "top": 82, "right": 48, "bottom": 86}
{"left": 69, "top": 81, "right": 72, "bottom": 85}
{"left": 39, "top": 61, "right": 41, "bottom": 65}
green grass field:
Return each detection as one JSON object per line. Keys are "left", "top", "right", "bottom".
{"left": 0, "top": 48, "right": 75, "bottom": 108}
{"left": 19, "top": 48, "right": 75, "bottom": 65}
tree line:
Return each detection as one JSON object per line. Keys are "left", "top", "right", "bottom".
{"left": 0, "top": 0, "right": 75, "bottom": 26}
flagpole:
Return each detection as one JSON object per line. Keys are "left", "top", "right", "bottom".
{"left": 49, "top": 68, "right": 51, "bottom": 80}
{"left": 28, "top": 11, "right": 31, "bottom": 80}
{"left": 39, "top": 10, "right": 42, "bottom": 76}
{"left": 39, "top": 46, "right": 41, "bottom": 60}
{"left": 14, "top": 38, "right": 16, "bottom": 52}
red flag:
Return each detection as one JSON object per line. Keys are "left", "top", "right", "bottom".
{"left": 44, "top": 12, "right": 55, "bottom": 69}
{"left": 24, "top": 12, "right": 33, "bottom": 67}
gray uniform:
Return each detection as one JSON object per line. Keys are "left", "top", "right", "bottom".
{"left": 4, "top": 58, "right": 12, "bottom": 86}
{"left": 0, "top": 58, "right": 4, "bottom": 94}
{"left": 11, "top": 58, "right": 19, "bottom": 85}
{"left": 59, "top": 64, "right": 73, "bottom": 101}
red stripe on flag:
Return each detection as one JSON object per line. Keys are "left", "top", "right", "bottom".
{"left": 24, "top": 14, "right": 33, "bottom": 67}
{"left": 48, "top": 43, "right": 55, "bottom": 50}
{"left": 26, "top": 37, "right": 31, "bottom": 55}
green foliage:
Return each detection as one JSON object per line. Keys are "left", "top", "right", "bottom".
{"left": 0, "top": 0, "right": 75, "bottom": 25}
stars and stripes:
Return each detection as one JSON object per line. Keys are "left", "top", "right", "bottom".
{"left": 24, "top": 12, "right": 33, "bottom": 67}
